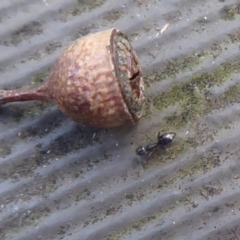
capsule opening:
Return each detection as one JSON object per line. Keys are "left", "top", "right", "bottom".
{"left": 111, "top": 30, "right": 145, "bottom": 123}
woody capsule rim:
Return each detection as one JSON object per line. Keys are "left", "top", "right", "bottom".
{"left": 110, "top": 28, "right": 145, "bottom": 124}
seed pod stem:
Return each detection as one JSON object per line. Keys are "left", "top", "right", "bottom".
{"left": 0, "top": 84, "right": 51, "bottom": 105}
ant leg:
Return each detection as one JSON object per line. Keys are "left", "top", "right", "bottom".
{"left": 143, "top": 133, "right": 154, "bottom": 142}
{"left": 145, "top": 151, "right": 153, "bottom": 162}
{"left": 144, "top": 144, "right": 157, "bottom": 163}
{"left": 161, "top": 145, "right": 167, "bottom": 151}
{"left": 158, "top": 130, "right": 167, "bottom": 139}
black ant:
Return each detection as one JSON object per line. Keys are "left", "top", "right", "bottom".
{"left": 136, "top": 132, "right": 176, "bottom": 157}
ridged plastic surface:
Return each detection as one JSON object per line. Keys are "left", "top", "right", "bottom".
{"left": 0, "top": 0, "right": 240, "bottom": 239}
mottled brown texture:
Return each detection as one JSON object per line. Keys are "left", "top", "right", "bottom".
{"left": 0, "top": 28, "right": 145, "bottom": 128}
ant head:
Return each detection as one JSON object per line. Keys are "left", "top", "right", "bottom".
{"left": 136, "top": 146, "right": 147, "bottom": 156}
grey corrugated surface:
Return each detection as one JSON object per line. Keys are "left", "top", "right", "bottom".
{"left": 0, "top": 0, "right": 240, "bottom": 239}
